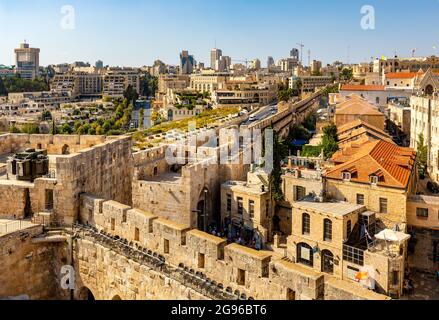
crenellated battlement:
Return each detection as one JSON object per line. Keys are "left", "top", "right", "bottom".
{"left": 78, "top": 194, "right": 390, "bottom": 301}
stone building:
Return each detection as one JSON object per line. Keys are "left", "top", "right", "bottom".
{"left": 326, "top": 140, "right": 418, "bottom": 230}
{"left": 409, "top": 69, "right": 439, "bottom": 181}
{"left": 287, "top": 200, "right": 410, "bottom": 298}
{"left": 337, "top": 119, "right": 395, "bottom": 149}
{"left": 334, "top": 95, "right": 386, "bottom": 130}
{"left": 220, "top": 167, "right": 272, "bottom": 244}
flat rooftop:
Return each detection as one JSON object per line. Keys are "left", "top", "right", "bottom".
{"left": 293, "top": 201, "right": 365, "bottom": 218}
{"left": 146, "top": 172, "right": 183, "bottom": 184}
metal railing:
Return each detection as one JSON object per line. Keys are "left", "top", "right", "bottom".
{"left": 0, "top": 220, "right": 35, "bottom": 236}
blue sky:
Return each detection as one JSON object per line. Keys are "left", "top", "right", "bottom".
{"left": 0, "top": 0, "right": 438, "bottom": 67}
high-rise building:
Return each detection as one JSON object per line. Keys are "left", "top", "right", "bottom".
{"left": 290, "top": 48, "right": 300, "bottom": 61}
{"left": 14, "top": 42, "right": 40, "bottom": 80}
{"left": 250, "top": 59, "right": 261, "bottom": 70}
{"left": 267, "top": 56, "right": 275, "bottom": 68}
{"left": 311, "top": 60, "right": 322, "bottom": 74}
{"left": 180, "top": 50, "right": 195, "bottom": 75}
{"left": 210, "top": 48, "right": 223, "bottom": 70}
{"left": 95, "top": 60, "right": 104, "bottom": 69}
{"left": 216, "top": 56, "right": 231, "bottom": 72}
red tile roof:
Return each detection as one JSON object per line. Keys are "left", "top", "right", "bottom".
{"left": 385, "top": 72, "right": 422, "bottom": 79}
{"left": 341, "top": 85, "right": 385, "bottom": 92}
{"left": 326, "top": 140, "right": 416, "bottom": 189}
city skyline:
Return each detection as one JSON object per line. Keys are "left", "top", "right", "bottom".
{"left": 1, "top": 0, "right": 439, "bottom": 67}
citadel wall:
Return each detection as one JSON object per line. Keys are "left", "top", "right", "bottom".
{"left": 78, "top": 194, "right": 389, "bottom": 300}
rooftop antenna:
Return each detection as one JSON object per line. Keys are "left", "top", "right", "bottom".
{"left": 411, "top": 48, "right": 418, "bottom": 58}
{"left": 307, "top": 49, "right": 311, "bottom": 67}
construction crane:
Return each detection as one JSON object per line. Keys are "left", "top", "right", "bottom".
{"left": 232, "top": 59, "right": 250, "bottom": 69}
{"left": 296, "top": 43, "right": 304, "bottom": 65}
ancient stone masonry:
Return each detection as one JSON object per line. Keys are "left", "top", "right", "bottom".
{"left": 0, "top": 134, "right": 133, "bottom": 224}
{"left": 75, "top": 194, "right": 390, "bottom": 300}
{"left": 0, "top": 225, "right": 68, "bottom": 300}
{"left": 131, "top": 143, "right": 249, "bottom": 228}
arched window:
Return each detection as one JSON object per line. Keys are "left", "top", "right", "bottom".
{"left": 297, "top": 243, "right": 313, "bottom": 267}
{"left": 302, "top": 213, "right": 310, "bottom": 235}
{"left": 323, "top": 219, "right": 332, "bottom": 242}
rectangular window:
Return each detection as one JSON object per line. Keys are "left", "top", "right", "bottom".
{"left": 45, "top": 189, "right": 54, "bottom": 211}
{"left": 198, "top": 253, "right": 205, "bottom": 269}
{"left": 237, "top": 268, "right": 246, "bottom": 285}
{"left": 357, "top": 194, "right": 365, "bottom": 205}
{"left": 286, "top": 288, "right": 296, "bottom": 300}
{"left": 379, "top": 198, "right": 388, "bottom": 214}
{"left": 111, "top": 218, "right": 115, "bottom": 231}
{"left": 392, "top": 271, "right": 399, "bottom": 286}
{"left": 347, "top": 266, "right": 360, "bottom": 280}
{"left": 342, "top": 172, "right": 351, "bottom": 181}
{"left": 416, "top": 208, "right": 429, "bottom": 219}
{"left": 134, "top": 227, "right": 140, "bottom": 241}
{"left": 237, "top": 197, "right": 243, "bottom": 215}
{"left": 295, "top": 186, "right": 306, "bottom": 201}
{"left": 249, "top": 200, "right": 255, "bottom": 218}
{"left": 164, "top": 239, "right": 170, "bottom": 254}
{"left": 227, "top": 194, "right": 232, "bottom": 213}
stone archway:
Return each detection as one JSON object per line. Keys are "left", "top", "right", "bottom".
{"left": 77, "top": 286, "right": 96, "bottom": 301}
{"left": 111, "top": 295, "right": 122, "bottom": 300}
{"left": 425, "top": 84, "right": 434, "bottom": 96}
{"left": 321, "top": 250, "right": 334, "bottom": 274}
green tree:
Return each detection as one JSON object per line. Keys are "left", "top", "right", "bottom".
{"left": 61, "top": 123, "right": 73, "bottom": 134}
{"left": 417, "top": 134, "right": 428, "bottom": 179}
{"left": 123, "top": 84, "right": 139, "bottom": 104}
{"left": 278, "top": 88, "right": 294, "bottom": 102}
{"left": 0, "top": 77, "right": 7, "bottom": 96}
{"left": 9, "top": 125, "right": 21, "bottom": 133}
{"left": 270, "top": 130, "right": 289, "bottom": 201}
{"left": 320, "top": 123, "right": 339, "bottom": 159}
{"left": 102, "top": 121, "right": 111, "bottom": 134}
{"left": 340, "top": 68, "right": 353, "bottom": 81}
{"left": 41, "top": 110, "right": 52, "bottom": 121}
{"left": 20, "top": 123, "right": 40, "bottom": 134}
{"left": 139, "top": 108, "right": 144, "bottom": 129}
{"left": 323, "top": 123, "right": 338, "bottom": 139}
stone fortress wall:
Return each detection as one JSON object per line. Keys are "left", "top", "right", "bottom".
{"left": 0, "top": 134, "right": 133, "bottom": 224}
{"left": 76, "top": 194, "right": 389, "bottom": 300}
{"left": 131, "top": 141, "right": 249, "bottom": 228}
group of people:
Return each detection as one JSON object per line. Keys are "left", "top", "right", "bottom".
{"left": 207, "top": 223, "right": 263, "bottom": 251}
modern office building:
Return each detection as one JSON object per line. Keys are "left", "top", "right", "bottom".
{"left": 267, "top": 56, "right": 275, "bottom": 68}
{"left": 180, "top": 50, "right": 195, "bottom": 75}
{"left": 211, "top": 48, "right": 223, "bottom": 70}
{"left": 95, "top": 60, "right": 104, "bottom": 69}
{"left": 14, "top": 42, "right": 40, "bottom": 80}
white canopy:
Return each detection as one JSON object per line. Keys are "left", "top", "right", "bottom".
{"left": 375, "top": 229, "right": 411, "bottom": 243}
